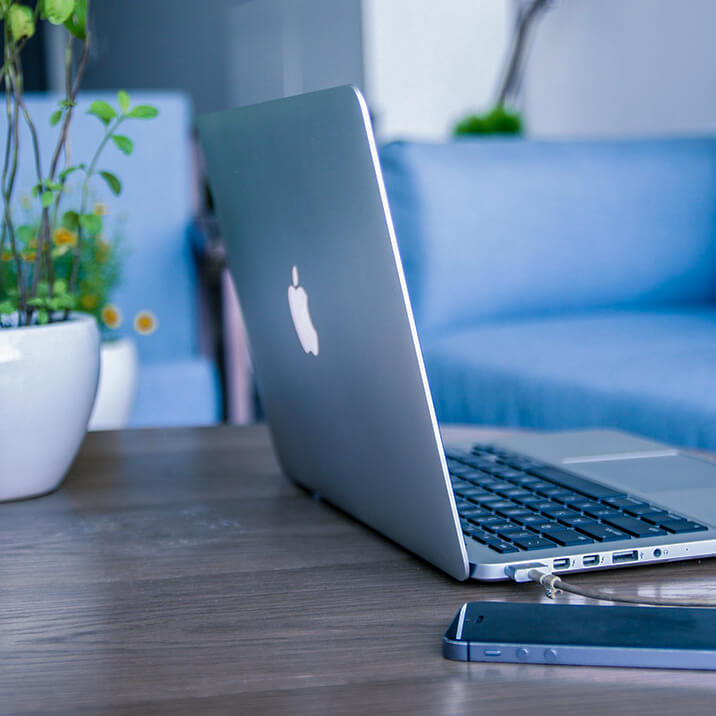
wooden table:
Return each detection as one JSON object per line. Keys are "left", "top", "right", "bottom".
{"left": 2, "top": 425, "right": 716, "bottom": 715}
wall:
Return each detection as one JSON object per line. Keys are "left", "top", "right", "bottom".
{"left": 79, "top": 0, "right": 236, "bottom": 114}
{"left": 523, "top": 0, "right": 716, "bottom": 137}
{"left": 362, "top": 0, "right": 511, "bottom": 141}
{"left": 226, "top": 0, "right": 364, "bottom": 108}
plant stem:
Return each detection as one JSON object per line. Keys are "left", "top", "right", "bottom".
{"left": 495, "top": 0, "right": 550, "bottom": 108}
{"left": 2, "top": 31, "right": 25, "bottom": 322}
{"left": 68, "top": 115, "right": 124, "bottom": 294}
{"left": 14, "top": 58, "right": 55, "bottom": 304}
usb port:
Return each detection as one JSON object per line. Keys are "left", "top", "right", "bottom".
{"left": 553, "top": 558, "right": 570, "bottom": 570}
{"left": 612, "top": 549, "right": 638, "bottom": 564}
{"left": 582, "top": 555, "right": 599, "bottom": 566}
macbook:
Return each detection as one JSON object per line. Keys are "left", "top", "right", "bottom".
{"left": 198, "top": 86, "right": 716, "bottom": 581}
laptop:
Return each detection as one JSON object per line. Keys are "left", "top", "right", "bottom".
{"left": 198, "top": 86, "right": 716, "bottom": 582}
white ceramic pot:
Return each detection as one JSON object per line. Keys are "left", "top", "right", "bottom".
{"left": 0, "top": 313, "right": 100, "bottom": 501}
{"left": 88, "top": 337, "right": 139, "bottom": 431}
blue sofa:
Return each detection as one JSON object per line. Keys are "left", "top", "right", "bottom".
{"left": 380, "top": 138, "right": 716, "bottom": 450}
{"left": 9, "top": 92, "right": 221, "bottom": 427}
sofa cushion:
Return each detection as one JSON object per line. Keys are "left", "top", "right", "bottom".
{"left": 130, "top": 357, "right": 221, "bottom": 427}
{"left": 380, "top": 139, "right": 716, "bottom": 337}
{"left": 423, "top": 308, "right": 716, "bottom": 450}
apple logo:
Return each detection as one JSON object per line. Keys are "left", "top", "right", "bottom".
{"left": 287, "top": 265, "right": 319, "bottom": 356}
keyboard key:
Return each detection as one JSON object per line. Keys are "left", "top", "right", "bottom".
{"left": 488, "top": 501, "right": 516, "bottom": 512}
{"left": 548, "top": 490, "right": 582, "bottom": 504}
{"left": 581, "top": 503, "right": 622, "bottom": 519}
{"left": 474, "top": 495, "right": 503, "bottom": 505}
{"left": 561, "top": 495, "right": 592, "bottom": 508}
{"left": 489, "top": 542, "right": 520, "bottom": 554}
{"left": 511, "top": 535, "right": 557, "bottom": 551}
{"left": 497, "top": 526, "right": 524, "bottom": 539}
{"left": 622, "top": 502, "right": 656, "bottom": 517}
{"left": 541, "top": 529, "right": 594, "bottom": 546}
{"left": 659, "top": 519, "right": 709, "bottom": 534}
{"left": 574, "top": 522, "right": 630, "bottom": 542}
{"left": 461, "top": 507, "right": 492, "bottom": 519}
{"left": 496, "top": 488, "right": 532, "bottom": 499}
{"left": 514, "top": 495, "right": 544, "bottom": 506}
{"left": 601, "top": 516, "right": 668, "bottom": 538}
{"left": 457, "top": 486, "right": 490, "bottom": 499}
{"left": 640, "top": 510, "right": 671, "bottom": 524}
{"left": 498, "top": 507, "right": 534, "bottom": 520}
{"left": 603, "top": 497, "right": 639, "bottom": 509}
{"left": 542, "top": 508, "right": 581, "bottom": 521}
{"left": 529, "top": 520, "right": 562, "bottom": 533}
{"left": 481, "top": 521, "right": 514, "bottom": 533}
{"left": 528, "top": 466, "right": 626, "bottom": 500}
{"left": 530, "top": 501, "right": 559, "bottom": 513}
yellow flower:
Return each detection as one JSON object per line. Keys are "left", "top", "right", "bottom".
{"left": 95, "top": 239, "right": 111, "bottom": 263}
{"left": 27, "top": 236, "right": 38, "bottom": 249}
{"left": 134, "top": 310, "right": 158, "bottom": 335}
{"left": 21, "top": 251, "right": 36, "bottom": 262}
{"left": 53, "top": 227, "right": 77, "bottom": 247}
{"left": 101, "top": 304, "right": 122, "bottom": 330}
{"left": 1, "top": 250, "right": 13, "bottom": 262}
{"left": 80, "top": 293, "right": 99, "bottom": 310}
{"left": 94, "top": 202, "right": 108, "bottom": 216}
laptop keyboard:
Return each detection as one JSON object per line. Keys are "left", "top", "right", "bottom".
{"left": 448, "top": 444, "right": 708, "bottom": 555}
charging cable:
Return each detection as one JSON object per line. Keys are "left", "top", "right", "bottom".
{"left": 505, "top": 563, "right": 716, "bottom": 607}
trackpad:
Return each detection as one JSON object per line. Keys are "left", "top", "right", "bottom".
{"left": 573, "top": 455, "right": 716, "bottom": 524}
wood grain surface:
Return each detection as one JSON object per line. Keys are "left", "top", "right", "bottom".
{"left": 1, "top": 424, "right": 715, "bottom": 715}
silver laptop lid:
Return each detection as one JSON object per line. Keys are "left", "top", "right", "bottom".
{"left": 199, "top": 86, "right": 469, "bottom": 580}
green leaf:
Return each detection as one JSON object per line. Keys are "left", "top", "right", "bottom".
{"left": 117, "top": 90, "right": 130, "bottom": 114}
{"left": 128, "top": 105, "right": 159, "bottom": 120}
{"left": 53, "top": 278, "right": 68, "bottom": 295}
{"left": 79, "top": 213, "right": 102, "bottom": 235}
{"left": 99, "top": 170, "right": 121, "bottom": 196}
{"left": 36, "top": 309, "right": 49, "bottom": 325}
{"left": 50, "top": 109, "right": 62, "bottom": 127}
{"left": 41, "top": 190, "right": 53, "bottom": 208}
{"left": 48, "top": 181, "right": 63, "bottom": 192}
{"left": 16, "top": 224, "right": 34, "bottom": 243}
{"left": 59, "top": 163, "right": 84, "bottom": 181}
{"left": 111, "top": 134, "right": 133, "bottom": 155}
{"left": 87, "top": 100, "right": 117, "bottom": 125}
{"left": 43, "top": 0, "right": 74, "bottom": 25}
{"left": 28, "top": 297, "right": 46, "bottom": 307}
{"left": 61, "top": 209, "right": 79, "bottom": 230}
{"left": 8, "top": 4, "right": 35, "bottom": 41}
{"left": 64, "top": 0, "right": 86, "bottom": 39}
{"left": 31, "top": 183, "right": 41, "bottom": 198}
{"left": 0, "top": 300, "right": 16, "bottom": 315}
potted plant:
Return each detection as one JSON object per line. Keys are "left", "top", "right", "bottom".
{"left": 0, "top": 0, "right": 157, "bottom": 500}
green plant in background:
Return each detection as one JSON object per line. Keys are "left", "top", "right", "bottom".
{"left": 454, "top": 105, "right": 523, "bottom": 136}
{"left": 0, "top": 0, "right": 158, "bottom": 328}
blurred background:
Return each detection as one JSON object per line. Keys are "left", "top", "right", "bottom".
{"left": 18, "top": 0, "right": 716, "bottom": 448}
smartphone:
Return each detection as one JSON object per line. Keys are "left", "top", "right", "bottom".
{"left": 443, "top": 601, "right": 716, "bottom": 670}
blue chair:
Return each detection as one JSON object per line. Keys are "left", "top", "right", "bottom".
{"left": 7, "top": 91, "right": 221, "bottom": 427}
{"left": 380, "top": 138, "right": 716, "bottom": 450}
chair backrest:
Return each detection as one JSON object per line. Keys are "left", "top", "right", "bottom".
{"left": 380, "top": 138, "right": 716, "bottom": 336}
{"left": 4, "top": 91, "right": 198, "bottom": 362}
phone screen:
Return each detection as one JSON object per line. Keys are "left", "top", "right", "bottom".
{"left": 447, "top": 601, "right": 716, "bottom": 650}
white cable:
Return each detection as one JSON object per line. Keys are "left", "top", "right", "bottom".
{"left": 527, "top": 568, "right": 716, "bottom": 608}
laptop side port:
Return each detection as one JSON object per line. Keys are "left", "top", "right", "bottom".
{"left": 582, "top": 555, "right": 599, "bottom": 566}
{"left": 612, "top": 549, "right": 639, "bottom": 564}
{"left": 553, "top": 558, "right": 570, "bottom": 570}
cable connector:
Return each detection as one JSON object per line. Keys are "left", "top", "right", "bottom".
{"left": 504, "top": 562, "right": 550, "bottom": 583}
